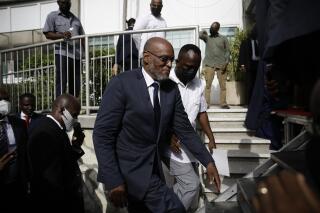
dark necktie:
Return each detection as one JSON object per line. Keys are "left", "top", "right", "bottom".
{"left": 151, "top": 83, "right": 161, "bottom": 140}
{"left": 24, "top": 115, "right": 30, "bottom": 128}
{"left": 0, "top": 121, "right": 9, "bottom": 157}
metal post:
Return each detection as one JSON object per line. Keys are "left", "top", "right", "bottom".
{"left": 85, "top": 35, "right": 90, "bottom": 115}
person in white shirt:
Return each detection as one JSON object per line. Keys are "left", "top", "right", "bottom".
{"left": 133, "top": 0, "right": 167, "bottom": 59}
{"left": 164, "top": 44, "right": 216, "bottom": 211}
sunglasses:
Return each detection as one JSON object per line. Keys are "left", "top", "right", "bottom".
{"left": 146, "top": 51, "right": 174, "bottom": 64}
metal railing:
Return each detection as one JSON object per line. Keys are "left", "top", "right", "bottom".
{"left": 0, "top": 26, "right": 200, "bottom": 115}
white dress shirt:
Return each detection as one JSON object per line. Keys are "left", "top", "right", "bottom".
{"left": 133, "top": 13, "right": 167, "bottom": 58}
{"left": 166, "top": 70, "right": 207, "bottom": 163}
{"left": 142, "top": 67, "right": 160, "bottom": 107}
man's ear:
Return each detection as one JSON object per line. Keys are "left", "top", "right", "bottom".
{"left": 143, "top": 52, "right": 150, "bottom": 65}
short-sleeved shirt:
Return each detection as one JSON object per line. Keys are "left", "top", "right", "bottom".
{"left": 165, "top": 70, "right": 208, "bottom": 163}
{"left": 133, "top": 13, "right": 167, "bottom": 58}
{"left": 43, "top": 10, "right": 85, "bottom": 59}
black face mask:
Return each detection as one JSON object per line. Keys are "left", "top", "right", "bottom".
{"left": 175, "top": 68, "right": 197, "bottom": 85}
{"left": 151, "top": 8, "right": 161, "bottom": 17}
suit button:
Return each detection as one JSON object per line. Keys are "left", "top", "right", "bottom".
{"left": 149, "top": 162, "right": 153, "bottom": 165}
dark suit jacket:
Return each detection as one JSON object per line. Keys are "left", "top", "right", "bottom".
{"left": 16, "top": 112, "right": 44, "bottom": 133}
{"left": 0, "top": 115, "right": 29, "bottom": 212}
{"left": 116, "top": 28, "right": 139, "bottom": 71}
{"left": 28, "top": 117, "right": 84, "bottom": 213}
{"left": 93, "top": 68, "right": 214, "bottom": 200}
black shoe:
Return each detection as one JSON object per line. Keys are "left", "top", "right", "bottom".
{"left": 221, "top": 105, "right": 230, "bottom": 109}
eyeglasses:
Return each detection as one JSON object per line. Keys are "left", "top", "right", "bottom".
{"left": 146, "top": 51, "right": 174, "bottom": 64}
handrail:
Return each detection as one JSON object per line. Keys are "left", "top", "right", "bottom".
{"left": 0, "top": 26, "right": 199, "bottom": 53}
{"left": 0, "top": 25, "right": 200, "bottom": 115}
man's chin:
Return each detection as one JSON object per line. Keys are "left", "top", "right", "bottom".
{"left": 156, "top": 74, "right": 169, "bottom": 82}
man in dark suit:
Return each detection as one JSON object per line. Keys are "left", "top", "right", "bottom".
{"left": 28, "top": 94, "right": 84, "bottom": 213}
{"left": 93, "top": 37, "right": 221, "bottom": 212}
{"left": 17, "top": 93, "right": 43, "bottom": 132}
{"left": 112, "top": 18, "right": 139, "bottom": 75}
{"left": 238, "top": 26, "right": 259, "bottom": 105}
{"left": 0, "top": 88, "right": 29, "bottom": 213}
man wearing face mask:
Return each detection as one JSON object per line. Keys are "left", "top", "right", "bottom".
{"left": 28, "top": 94, "right": 84, "bottom": 213}
{"left": 133, "top": 0, "right": 167, "bottom": 60}
{"left": 163, "top": 44, "right": 217, "bottom": 211}
{"left": 0, "top": 88, "right": 29, "bottom": 213}
{"left": 200, "top": 22, "right": 230, "bottom": 109}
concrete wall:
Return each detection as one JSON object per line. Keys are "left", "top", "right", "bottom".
{"left": 81, "top": 0, "right": 243, "bottom": 34}
{"left": 0, "top": 0, "right": 80, "bottom": 49}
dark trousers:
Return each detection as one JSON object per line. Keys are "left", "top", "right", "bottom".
{"left": 0, "top": 182, "right": 29, "bottom": 213}
{"left": 247, "top": 61, "right": 258, "bottom": 104}
{"left": 127, "top": 174, "right": 186, "bottom": 213}
{"left": 118, "top": 57, "right": 139, "bottom": 72}
{"left": 55, "top": 54, "right": 81, "bottom": 97}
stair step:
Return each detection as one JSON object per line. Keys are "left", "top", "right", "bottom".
{"left": 229, "top": 157, "right": 269, "bottom": 174}
{"left": 207, "top": 107, "right": 248, "bottom": 113}
{"left": 227, "top": 150, "right": 271, "bottom": 158}
{"left": 209, "top": 117, "right": 245, "bottom": 122}
{"left": 208, "top": 111, "right": 246, "bottom": 117}
{"left": 212, "top": 127, "right": 251, "bottom": 133}
{"left": 204, "top": 135, "right": 270, "bottom": 144}
{"left": 203, "top": 135, "right": 270, "bottom": 152}
{"left": 210, "top": 122, "right": 247, "bottom": 129}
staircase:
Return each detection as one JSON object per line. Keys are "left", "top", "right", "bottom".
{"left": 209, "top": 111, "right": 312, "bottom": 213}
{"left": 200, "top": 106, "right": 271, "bottom": 201}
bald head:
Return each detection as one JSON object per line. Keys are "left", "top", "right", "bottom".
{"left": 143, "top": 37, "right": 174, "bottom": 81}
{"left": 52, "top": 94, "right": 80, "bottom": 113}
{"left": 143, "top": 37, "right": 172, "bottom": 53}
{"left": 51, "top": 94, "right": 80, "bottom": 129}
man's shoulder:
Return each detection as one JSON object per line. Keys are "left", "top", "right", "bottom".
{"left": 29, "top": 117, "right": 61, "bottom": 135}
{"left": 70, "top": 12, "right": 81, "bottom": 22}
{"left": 161, "top": 78, "right": 178, "bottom": 92}
{"left": 7, "top": 115, "right": 24, "bottom": 126}
{"left": 32, "top": 112, "right": 44, "bottom": 119}
{"left": 47, "top": 10, "right": 59, "bottom": 18}
{"left": 192, "top": 77, "right": 205, "bottom": 87}
{"left": 117, "top": 68, "right": 141, "bottom": 79}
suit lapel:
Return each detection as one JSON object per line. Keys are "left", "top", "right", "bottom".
{"left": 135, "top": 69, "right": 154, "bottom": 113}
{"left": 156, "top": 86, "right": 168, "bottom": 143}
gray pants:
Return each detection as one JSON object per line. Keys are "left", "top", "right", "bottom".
{"left": 163, "top": 158, "right": 200, "bottom": 211}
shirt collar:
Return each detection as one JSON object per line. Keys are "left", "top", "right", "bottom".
{"left": 47, "top": 114, "right": 64, "bottom": 130}
{"left": 20, "top": 111, "right": 27, "bottom": 118}
{"left": 142, "top": 67, "right": 158, "bottom": 87}
{"left": 169, "top": 69, "right": 195, "bottom": 88}
{"left": 58, "top": 10, "right": 73, "bottom": 18}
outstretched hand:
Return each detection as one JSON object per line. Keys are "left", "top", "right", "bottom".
{"left": 206, "top": 162, "right": 221, "bottom": 193}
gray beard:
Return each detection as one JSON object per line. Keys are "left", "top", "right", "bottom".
{"left": 154, "top": 73, "right": 169, "bottom": 82}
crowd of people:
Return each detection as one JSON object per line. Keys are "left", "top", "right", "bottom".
{"left": 1, "top": 0, "right": 320, "bottom": 212}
